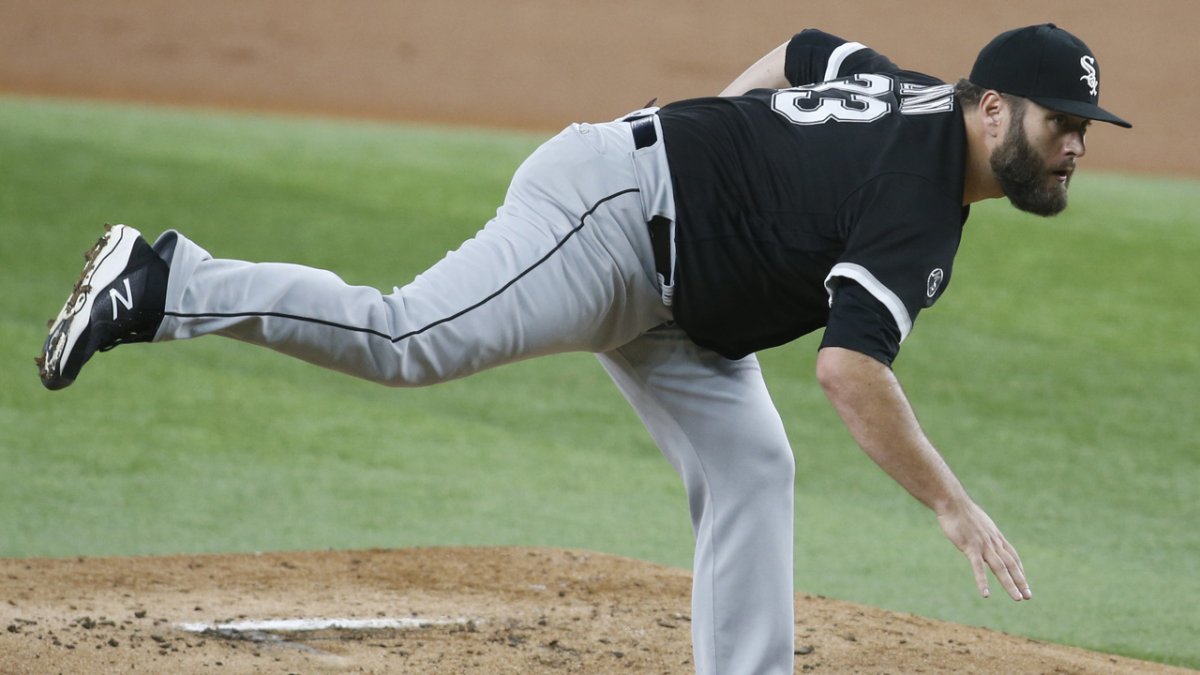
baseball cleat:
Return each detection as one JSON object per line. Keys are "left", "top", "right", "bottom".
{"left": 37, "top": 224, "right": 168, "bottom": 390}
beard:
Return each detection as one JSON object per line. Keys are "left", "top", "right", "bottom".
{"left": 990, "top": 111, "right": 1070, "bottom": 217}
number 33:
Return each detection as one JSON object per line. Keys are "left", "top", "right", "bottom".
{"left": 771, "top": 74, "right": 894, "bottom": 125}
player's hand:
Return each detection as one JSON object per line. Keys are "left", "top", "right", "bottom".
{"left": 936, "top": 499, "right": 1032, "bottom": 601}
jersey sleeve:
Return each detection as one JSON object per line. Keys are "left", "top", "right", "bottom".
{"left": 820, "top": 280, "right": 903, "bottom": 365}
{"left": 821, "top": 173, "right": 964, "bottom": 361}
{"left": 784, "top": 29, "right": 901, "bottom": 86}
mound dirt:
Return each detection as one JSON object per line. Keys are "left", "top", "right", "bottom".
{"left": 0, "top": 547, "right": 1190, "bottom": 674}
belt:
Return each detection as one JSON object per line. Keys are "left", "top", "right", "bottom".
{"left": 628, "top": 115, "right": 658, "bottom": 149}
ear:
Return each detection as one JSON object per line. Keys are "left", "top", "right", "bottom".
{"left": 980, "top": 90, "right": 1005, "bottom": 137}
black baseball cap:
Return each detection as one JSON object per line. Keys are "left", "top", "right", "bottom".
{"left": 970, "top": 23, "right": 1131, "bottom": 128}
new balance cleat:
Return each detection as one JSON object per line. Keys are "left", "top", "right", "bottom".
{"left": 38, "top": 224, "right": 168, "bottom": 390}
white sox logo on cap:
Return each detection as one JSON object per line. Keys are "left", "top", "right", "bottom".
{"left": 1080, "top": 55, "right": 1099, "bottom": 97}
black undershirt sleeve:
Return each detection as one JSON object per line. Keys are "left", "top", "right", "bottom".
{"left": 819, "top": 280, "right": 903, "bottom": 367}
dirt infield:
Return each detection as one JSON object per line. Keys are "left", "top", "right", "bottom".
{"left": 3, "top": 1, "right": 1198, "bottom": 673}
{"left": 1, "top": 547, "right": 1193, "bottom": 674}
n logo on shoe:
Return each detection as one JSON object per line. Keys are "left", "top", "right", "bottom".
{"left": 110, "top": 278, "right": 134, "bottom": 319}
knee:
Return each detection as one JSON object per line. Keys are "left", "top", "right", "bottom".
{"left": 375, "top": 362, "right": 450, "bottom": 388}
{"left": 366, "top": 333, "right": 465, "bottom": 388}
{"left": 746, "top": 439, "right": 796, "bottom": 492}
{"left": 704, "top": 431, "right": 794, "bottom": 507}
{"left": 701, "top": 436, "right": 794, "bottom": 531}
{"left": 736, "top": 417, "right": 794, "bottom": 477}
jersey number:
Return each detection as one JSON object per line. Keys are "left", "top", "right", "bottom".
{"left": 771, "top": 74, "right": 893, "bottom": 125}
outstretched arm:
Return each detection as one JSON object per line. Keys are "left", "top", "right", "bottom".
{"left": 816, "top": 346, "right": 1032, "bottom": 601}
{"left": 719, "top": 40, "right": 791, "bottom": 96}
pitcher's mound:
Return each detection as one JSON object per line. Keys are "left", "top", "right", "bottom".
{"left": 0, "top": 547, "right": 1185, "bottom": 673}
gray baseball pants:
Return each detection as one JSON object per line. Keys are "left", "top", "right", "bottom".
{"left": 152, "top": 114, "right": 797, "bottom": 675}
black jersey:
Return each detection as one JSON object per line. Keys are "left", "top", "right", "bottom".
{"left": 658, "top": 29, "right": 970, "bottom": 364}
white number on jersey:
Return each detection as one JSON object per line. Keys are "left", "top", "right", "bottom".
{"left": 770, "top": 75, "right": 956, "bottom": 125}
{"left": 771, "top": 74, "right": 894, "bottom": 125}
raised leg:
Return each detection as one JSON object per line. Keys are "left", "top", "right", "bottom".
{"left": 153, "top": 121, "right": 670, "bottom": 385}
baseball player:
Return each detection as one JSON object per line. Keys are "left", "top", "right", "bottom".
{"left": 38, "top": 24, "right": 1128, "bottom": 675}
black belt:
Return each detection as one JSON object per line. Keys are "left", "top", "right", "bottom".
{"left": 628, "top": 115, "right": 658, "bottom": 149}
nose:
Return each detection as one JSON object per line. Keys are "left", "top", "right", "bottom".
{"left": 1065, "top": 130, "right": 1087, "bottom": 159}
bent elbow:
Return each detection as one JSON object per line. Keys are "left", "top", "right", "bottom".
{"left": 816, "top": 346, "right": 891, "bottom": 398}
{"left": 815, "top": 347, "right": 850, "bottom": 394}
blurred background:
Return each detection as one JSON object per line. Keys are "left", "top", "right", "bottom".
{"left": 0, "top": 0, "right": 1194, "bottom": 175}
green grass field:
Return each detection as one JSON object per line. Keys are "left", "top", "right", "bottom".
{"left": 1, "top": 95, "right": 1197, "bottom": 669}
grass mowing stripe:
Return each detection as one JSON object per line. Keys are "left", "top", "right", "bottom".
{"left": 1, "top": 95, "right": 1197, "bottom": 668}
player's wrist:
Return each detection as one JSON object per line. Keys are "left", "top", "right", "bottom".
{"left": 930, "top": 486, "right": 974, "bottom": 517}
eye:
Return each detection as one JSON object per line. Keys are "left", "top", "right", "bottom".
{"left": 1052, "top": 114, "right": 1089, "bottom": 136}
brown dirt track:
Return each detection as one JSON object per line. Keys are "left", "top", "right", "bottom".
{"left": 2, "top": 548, "right": 1194, "bottom": 675}
{"left": 2, "top": 1, "right": 1198, "bottom": 673}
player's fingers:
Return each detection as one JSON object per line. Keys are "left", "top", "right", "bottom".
{"left": 1002, "top": 539, "right": 1032, "bottom": 599}
{"left": 989, "top": 533, "right": 1031, "bottom": 599}
{"left": 969, "top": 550, "right": 990, "bottom": 599}
{"left": 983, "top": 544, "right": 1026, "bottom": 601}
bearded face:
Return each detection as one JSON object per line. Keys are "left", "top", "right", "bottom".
{"left": 989, "top": 103, "right": 1072, "bottom": 217}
